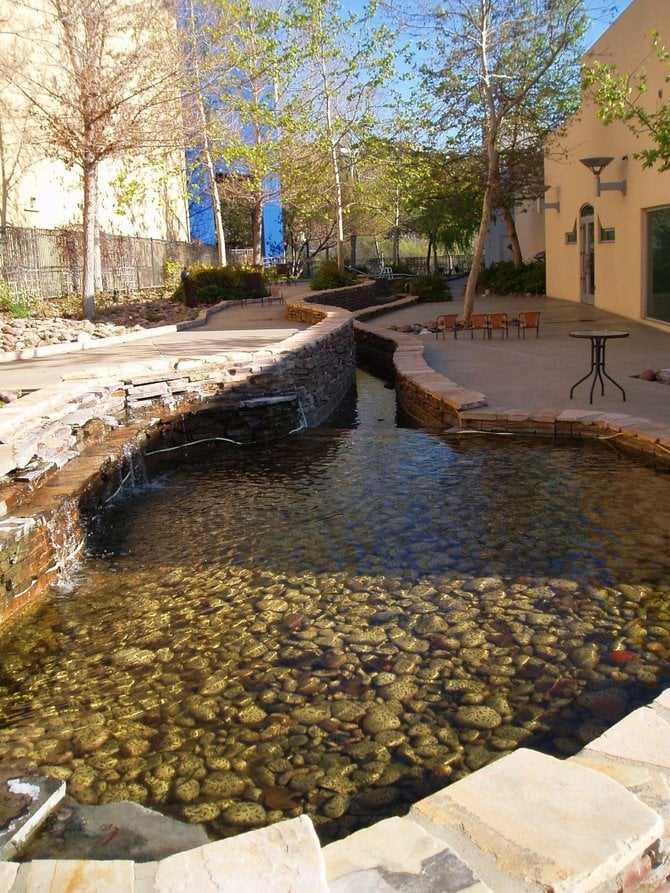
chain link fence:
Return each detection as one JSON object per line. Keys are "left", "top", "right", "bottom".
{"left": 0, "top": 226, "right": 219, "bottom": 299}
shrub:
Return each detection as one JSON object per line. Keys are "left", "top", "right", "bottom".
{"left": 409, "top": 274, "right": 452, "bottom": 302}
{"left": 478, "top": 260, "right": 546, "bottom": 295}
{"left": 310, "top": 259, "right": 358, "bottom": 290}
{"left": 171, "top": 264, "right": 245, "bottom": 304}
{"left": 163, "top": 257, "right": 183, "bottom": 291}
{"left": 0, "top": 278, "right": 39, "bottom": 318}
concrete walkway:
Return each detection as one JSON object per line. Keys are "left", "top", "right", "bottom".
{"left": 2, "top": 279, "right": 668, "bottom": 433}
{"left": 0, "top": 294, "right": 310, "bottom": 391}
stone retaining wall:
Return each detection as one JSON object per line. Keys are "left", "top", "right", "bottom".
{"left": 302, "top": 279, "right": 394, "bottom": 312}
{"left": 0, "top": 297, "right": 357, "bottom": 626}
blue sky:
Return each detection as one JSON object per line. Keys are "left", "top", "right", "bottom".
{"left": 585, "top": 0, "right": 633, "bottom": 44}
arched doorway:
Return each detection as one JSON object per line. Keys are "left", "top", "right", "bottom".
{"left": 580, "top": 204, "right": 595, "bottom": 304}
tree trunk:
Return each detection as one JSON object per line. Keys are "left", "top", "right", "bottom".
{"left": 82, "top": 160, "right": 97, "bottom": 320}
{"left": 374, "top": 237, "right": 382, "bottom": 265}
{"left": 426, "top": 234, "right": 433, "bottom": 273}
{"left": 500, "top": 202, "right": 523, "bottom": 267}
{"left": 94, "top": 224, "right": 103, "bottom": 291}
{"left": 186, "top": 0, "right": 227, "bottom": 267}
{"left": 330, "top": 136, "right": 345, "bottom": 269}
{"left": 251, "top": 196, "right": 263, "bottom": 266}
{"left": 350, "top": 233, "right": 357, "bottom": 269}
{"left": 463, "top": 183, "right": 493, "bottom": 322}
{"left": 0, "top": 122, "right": 8, "bottom": 229}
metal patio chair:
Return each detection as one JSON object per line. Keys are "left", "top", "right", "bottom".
{"left": 518, "top": 310, "right": 540, "bottom": 338}
{"left": 436, "top": 313, "right": 459, "bottom": 340}
{"left": 488, "top": 312, "right": 509, "bottom": 339}
{"left": 464, "top": 313, "right": 490, "bottom": 339}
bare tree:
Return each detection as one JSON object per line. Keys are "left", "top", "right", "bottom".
{"left": 3, "top": 0, "right": 185, "bottom": 317}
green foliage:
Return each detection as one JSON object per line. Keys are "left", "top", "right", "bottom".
{"left": 163, "top": 258, "right": 183, "bottom": 291}
{"left": 583, "top": 34, "right": 670, "bottom": 171}
{"left": 310, "top": 259, "right": 359, "bottom": 290}
{"left": 171, "top": 265, "right": 272, "bottom": 305}
{"left": 409, "top": 275, "right": 452, "bottom": 302}
{"left": 478, "top": 261, "right": 546, "bottom": 295}
{"left": 0, "top": 278, "right": 39, "bottom": 318}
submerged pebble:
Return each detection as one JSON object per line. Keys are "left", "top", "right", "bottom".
{"left": 0, "top": 403, "right": 669, "bottom": 846}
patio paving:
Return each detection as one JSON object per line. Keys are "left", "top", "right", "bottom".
{"left": 373, "top": 278, "right": 670, "bottom": 427}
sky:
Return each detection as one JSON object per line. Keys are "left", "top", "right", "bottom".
{"left": 585, "top": 0, "right": 634, "bottom": 44}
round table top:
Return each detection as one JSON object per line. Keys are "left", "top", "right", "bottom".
{"left": 569, "top": 330, "right": 629, "bottom": 339}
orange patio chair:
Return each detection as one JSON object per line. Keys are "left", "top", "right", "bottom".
{"left": 518, "top": 310, "right": 540, "bottom": 338}
{"left": 487, "top": 312, "right": 509, "bottom": 339}
{"left": 435, "top": 313, "right": 459, "bottom": 340}
{"left": 464, "top": 312, "right": 490, "bottom": 339}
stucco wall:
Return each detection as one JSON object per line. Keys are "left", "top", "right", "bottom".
{"left": 544, "top": 0, "right": 670, "bottom": 323}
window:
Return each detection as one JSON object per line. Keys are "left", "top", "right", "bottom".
{"left": 565, "top": 229, "right": 577, "bottom": 244}
{"left": 600, "top": 226, "right": 615, "bottom": 242}
{"left": 647, "top": 207, "right": 670, "bottom": 323}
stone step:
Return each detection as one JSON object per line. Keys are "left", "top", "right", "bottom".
{"left": 569, "top": 691, "right": 670, "bottom": 891}
{"left": 323, "top": 814, "right": 492, "bottom": 892}
{"left": 6, "top": 815, "right": 327, "bottom": 892}
{"left": 410, "top": 747, "right": 664, "bottom": 893}
{"left": 137, "top": 815, "right": 327, "bottom": 893}
{"left": 12, "top": 859, "right": 134, "bottom": 891}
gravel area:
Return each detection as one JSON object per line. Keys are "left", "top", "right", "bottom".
{"left": 0, "top": 297, "right": 198, "bottom": 356}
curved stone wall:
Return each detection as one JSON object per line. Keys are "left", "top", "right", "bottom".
{"left": 0, "top": 297, "right": 356, "bottom": 627}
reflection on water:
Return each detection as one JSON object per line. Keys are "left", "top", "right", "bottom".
{"left": 0, "top": 371, "right": 668, "bottom": 846}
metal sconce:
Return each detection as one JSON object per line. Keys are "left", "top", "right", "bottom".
{"left": 533, "top": 185, "right": 560, "bottom": 213}
{"left": 580, "top": 157, "right": 627, "bottom": 196}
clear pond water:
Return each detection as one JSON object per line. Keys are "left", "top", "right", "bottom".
{"left": 0, "top": 370, "right": 669, "bottom": 845}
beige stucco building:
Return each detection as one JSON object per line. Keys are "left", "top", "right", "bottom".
{"left": 544, "top": 0, "right": 670, "bottom": 327}
{"left": 0, "top": 0, "right": 190, "bottom": 241}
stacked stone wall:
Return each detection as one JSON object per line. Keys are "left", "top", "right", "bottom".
{"left": 0, "top": 298, "right": 356, "bottom": 627}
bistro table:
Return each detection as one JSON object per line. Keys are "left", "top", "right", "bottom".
{"left": 569, "top": 330, "right": 629, "bottom": 403}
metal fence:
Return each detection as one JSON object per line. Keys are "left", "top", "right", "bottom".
{"left": 392, "top": 255, "right": 472, "bottom": 276}
{"left": 0, "top": 226, "right": 219, "bottom": 299}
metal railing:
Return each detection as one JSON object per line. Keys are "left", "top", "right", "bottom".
{"left": 364, "top": 256, "right": 472, "bottom": 276}
{"left": 0, "top": 225, "right": 219, "bottom": 298}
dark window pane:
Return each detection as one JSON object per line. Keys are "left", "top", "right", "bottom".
{"left": 648, "top": 208, "right": 670, "bottom": 322}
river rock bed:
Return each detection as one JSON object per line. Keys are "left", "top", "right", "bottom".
{"left": 0, "top": 564, "right": 667, "bottom": 846}
{"left": 1, "top": 403, "right": 669, "bottom": 847}
{"left": 0, "top": 297, "right": 198, "bottom": 357}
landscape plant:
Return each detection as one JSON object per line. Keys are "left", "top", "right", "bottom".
{"left": 478, "top": 260, "right": 546, "bottom": 295}
{"left": 409, "top": 274, "right": 452, "bottom": 302}
{"left": 310, "top": 258, "right": 358, "bottom": 290}
{"left": 0, "top": 277, "right": 38, "bottom": 317}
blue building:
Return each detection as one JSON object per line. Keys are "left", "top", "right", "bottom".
{"left": 180, "top": 1, "right": 285, "bottom": 266}
{"left": 187, "top": 153, "right": 285, "bottom": 263}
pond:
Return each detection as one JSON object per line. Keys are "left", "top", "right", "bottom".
{"left": 0, "top": 371, "right": 668, "bottom": 845}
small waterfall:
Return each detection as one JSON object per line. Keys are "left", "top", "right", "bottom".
{"left": 123, "top": 442, "right": 149, "bottom": 490}
{"left": 103, "top": 442, "right": 149, "bottom": 506}
{"left": 46, "top": 497, "right": 85, "bottom": 586}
